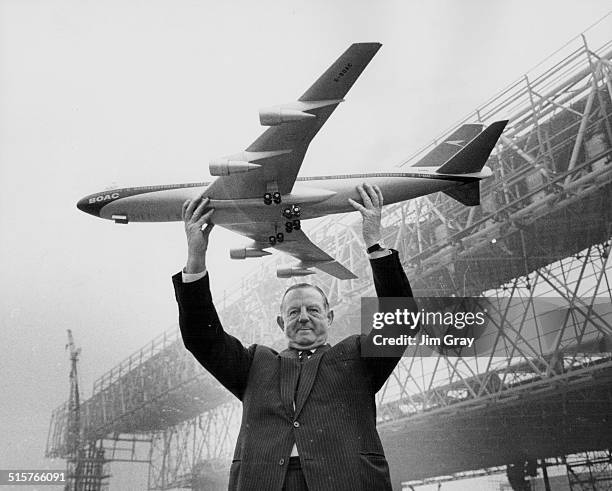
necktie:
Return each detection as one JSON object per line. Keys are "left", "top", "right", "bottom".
{"left": 295, "top": 350, "right": 313, "bottom": 403}
{"left": 298, "top": 350, "right": 312, "bottom": 362}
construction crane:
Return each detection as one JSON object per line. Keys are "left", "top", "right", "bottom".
{"left": 66, "top": 329, "right": 81, "bottom": 458}
{"left": 65, "top": 329, "right": 82, "bottom": 490}
{"left": 63, "top": 330, "right": 109, "bottom": 491}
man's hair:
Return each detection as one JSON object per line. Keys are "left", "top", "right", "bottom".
{"left": 280, "top": 283, "right": 330, "bottom": 312}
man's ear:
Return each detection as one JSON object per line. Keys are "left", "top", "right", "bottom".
{"left": 327, "top": 309, "right": 334, "bottom": 326}
{"left": 277, "top": 315, "right": 285, "bottom": 332}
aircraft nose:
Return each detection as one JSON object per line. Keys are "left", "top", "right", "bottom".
{"left": 76, "top": 196, "right": 101, "bottom": 217}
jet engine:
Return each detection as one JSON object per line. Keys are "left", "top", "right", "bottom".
{"left": 259, "top": 99, "right": 342, "bottom": 126}
{"left": 276, "top": 267, "right": 315, "bottom": 278}
{"left": 259, "top": 106, "right": 316, "bottom": 126}
{"left": 209, "top": 160, "right": 261, "bottom": 176}
{"left": 230, "top": 248, "right": 271, "bottom": 260}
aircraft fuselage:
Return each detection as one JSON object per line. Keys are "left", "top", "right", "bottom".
{"left": 77, "top": 168, "right": 491, "bottom": 225}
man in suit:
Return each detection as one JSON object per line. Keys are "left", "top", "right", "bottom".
{"left": 173, "top": 183, "right": 413, "bottom": 491}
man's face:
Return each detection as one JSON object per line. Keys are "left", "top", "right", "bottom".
{"left": 277, "top": 287, "right": 334, "bottom": 350}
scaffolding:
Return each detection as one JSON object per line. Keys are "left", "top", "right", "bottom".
{"left": 567, "top": 451, "right": 612, "bottom": 491}
{"left": 48, "top": 331, "right": 111, "bottom": 490}
{"left": 46, "top": 15, "right": 612, "bottom": 490}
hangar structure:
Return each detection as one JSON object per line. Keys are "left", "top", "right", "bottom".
{"left": 47, "top": 20, "right": 612, "bottom": 491}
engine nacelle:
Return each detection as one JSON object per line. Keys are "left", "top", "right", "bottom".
{"left": 230, "top": 248, "right": 271, "bottom": 260}
{"left": 209, "top": 160, "right": 261, "bottom": 176}
{"left": 259, "top": 107, "right": 316, "bottom": 126}
{"left": 276, "top": 267, "right": 315, "bottom": 278}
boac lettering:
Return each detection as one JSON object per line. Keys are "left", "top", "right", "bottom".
{"left": 89, "top": 193, "right": 119, "bottom": 204}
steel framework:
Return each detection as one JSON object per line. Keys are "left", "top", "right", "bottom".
{"left": 46, "top": 17, "right": 612, "bottom": 490}
{"left": 566, "top": 450, "right": 612, "bottom": 490}
{"left": 47, "top": 331, "right": 111, "bottom": 490}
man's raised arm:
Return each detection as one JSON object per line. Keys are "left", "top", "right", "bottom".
{"left": 348, "top": 183, "right": 413, "bottom": 299}
{"left": 349, "top": 183, "right": 414, "bottom": 390}
{"left": 172, "top": 194, "right": 254, "bottom": 400}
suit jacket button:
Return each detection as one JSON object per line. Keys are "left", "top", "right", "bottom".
{"left": 293, "top": 421, "right": 300, "bottom": 428}
{"left": 279, "top": 458, "right": 285, "bottom": 466}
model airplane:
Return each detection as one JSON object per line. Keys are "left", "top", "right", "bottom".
{"left": 77, "top": 43, "right": 507, "bottom": 280}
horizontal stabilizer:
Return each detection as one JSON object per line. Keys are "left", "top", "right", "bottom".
{"left": 413, "top": 124, "right": 484, "bottom": 167}
{"left": 436, "top": 120, "right": 508, "bottom": 175}
{"left": 443, "top": 181, "right": 480, "bottom": 206}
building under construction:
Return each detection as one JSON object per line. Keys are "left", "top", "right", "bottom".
{"left": 46, "top": 18, "right": 612, "bottom": 491}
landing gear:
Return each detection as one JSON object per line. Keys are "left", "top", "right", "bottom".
{"left": 281, "top": 203, "right": 302, "bottom": 233}
{"left": 264, "top": 191, "right": 282, "bottom": 205}
{"left": 281, "top": 204, "right": 301, "bottom": 219}
{"left": 269, "top": 232, "right": 285, "bottom": 245}
{"left": 285, "top": 219, "right": 301, "bottom": 233}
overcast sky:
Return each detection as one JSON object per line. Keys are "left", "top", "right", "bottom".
{"left": 1, "top": 1, "right": 611, "bottom": 489}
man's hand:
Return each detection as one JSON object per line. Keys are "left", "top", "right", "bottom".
{"left": 348, "top": 183, "right": 383, "bottom": 248}
{"left": 183, "top": 193, "right": 215, "bottom": 274}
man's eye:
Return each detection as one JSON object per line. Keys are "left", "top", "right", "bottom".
{"left": 308, "top": 308, "right": 320, "bottom": 314}
{"left": 288, "top": 310, "right": 298, "bottom": 317}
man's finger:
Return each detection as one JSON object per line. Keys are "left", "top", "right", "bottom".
{"left": 357, "top": 184, "right": 373, "bottom": 208}
{"left": 373, "top": 185, "right": 384, "bottom": 208}
{"left": 198, "top": 208, "right": 215, "bottom": 239}
{"left": 192, "top": 197, "right": 211, "bottom": 222}
{"left": 185, "top": 194, "right": 204, "bottom": 221}
{"left": 364, "top": 183, "right": 379, "bottom": 208}
{"left": 348, "top": 198, "right": 366, "bottom": 213}
{"left": 181, "top": 200, "right": 190, "bottom": 221}
{"left": 196, "top": 208, "right": 215, "bottom": 228}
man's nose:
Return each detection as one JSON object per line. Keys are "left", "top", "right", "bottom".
{"left": 298, "top": 308, "right": 309, "bottom": 322}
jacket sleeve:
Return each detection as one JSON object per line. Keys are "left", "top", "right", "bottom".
{"left": 172, "top": 272, "right": 255, "bottom": 400}
{"left": 370, "top": 249, "right": 413, "bottom": 298}
{"left": 363, "top": 249, "right": 414, "bottom": 392}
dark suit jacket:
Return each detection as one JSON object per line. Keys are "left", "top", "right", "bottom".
{"left": 173, "top": 250, "right": 413, "bottom": 490}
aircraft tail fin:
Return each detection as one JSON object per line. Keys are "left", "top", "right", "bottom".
{"left": 413, "top": 124, "right": 484, "bottom": 167}
{"left": 436, "top": 120, "right": 508, "bottom": 175}
{"left": 442, "top": 181, "right": 481, "bottom": 206}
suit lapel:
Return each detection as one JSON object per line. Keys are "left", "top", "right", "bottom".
{"left": 279, "top": 349, "right": 300, "bottom": 416}
{"left": 294, "top": 344, "right": 331, "bottom": 418}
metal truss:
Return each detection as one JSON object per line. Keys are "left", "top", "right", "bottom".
{"left": 147, "top": 402, "right": 239, "bottom": 490}
{"left": 403, "top": 451, "right": 612, "bottom": 490}
{"left": 46, "top": 17, "right": 612, "bottom": 489}
{"left": 401, "top": 466, "right": 508, "bottom": 490}
{"left": 566, "top": 450, "right": 612, "bottom": 490}
{"left": 65, "top": 440, "right": 110, "bottom": 491}
{"left": 376, "top": 244, "right": 612, "bottom": 418}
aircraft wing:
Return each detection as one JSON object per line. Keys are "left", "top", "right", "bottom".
{"left": 275, "top": 230, "right": 357, "bottom": 280}
{"left": 205, "top": 43, "right": 382, "bottom": 200}
{"left": 220, "top": 223, "right": 357, "bottom": 280}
